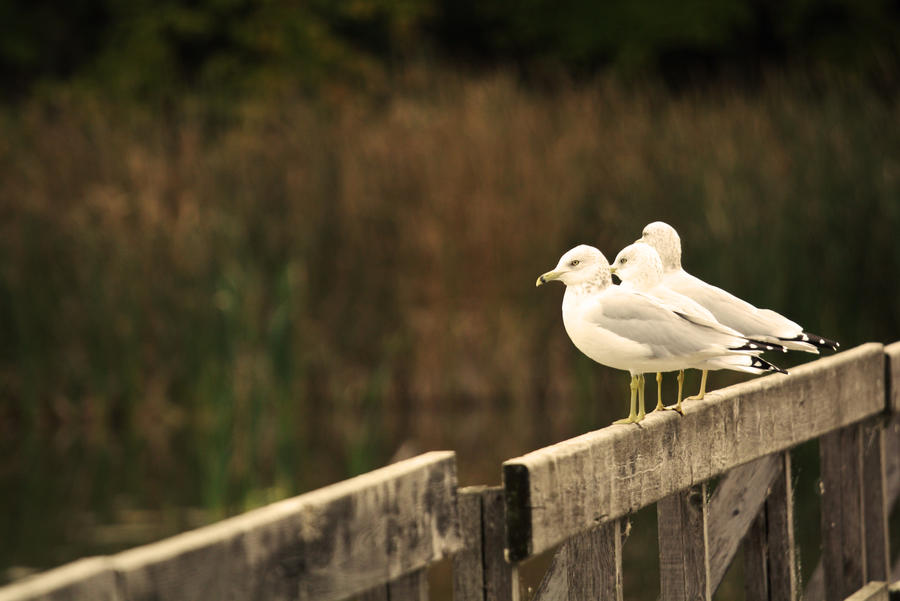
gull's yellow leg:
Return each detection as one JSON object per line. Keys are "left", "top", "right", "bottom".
{"left": 637, "top": 373, "right": 646, "bottom": 421}
{"left": 672, "top": 370, "right": 685, "bottom": 414}
{"left": 614, "top": 375, "right": 640, "bottom": 424}
{"left": 651, "top": 372, "right": 665, "bottom": 412}
{"left": 687, "top": 369, "right": 708, "bottom": 401}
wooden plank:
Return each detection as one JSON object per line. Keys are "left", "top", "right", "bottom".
{"left": 765, "top": 453, "right": 798, "bottom": 600}
{"left": 453, "top": 487, "right": 487, "bottom": 601}
{"left": 0, "top": 452, "right": 460, "bottom": 601}
{"left": 452, "top": 487, "right": 518, "bottom": 601}
{"left": 533, "top": 520, "right": 623, "bottom": 601}
{"left": 707, "top": 454, "right": 781, "bottom": 593}
{"left": 388, "top": 570, "right": 428, "bottom": 601}
{"left": 532, "top": 546, "right": 568, "bottom": 601}
{"left": 743, "top": 511, "right": 768, "bottom": 601}
{"left": 843, "top": 582, "right": 888, "bottom": 601}
{"left": 566, "top": 521, "right": 622, "bottom": 601}
{"left": 861, "top": 420, "right": 891, "bottom": 583}
{"left": 885, "top": 342, "right": 900, "bottom": 413}
{"left": 481, "top": 488, "right": 518, "bottom": 601}
{"left": 658, "top": 483, "right": 710, "bottom": 601}
{"left": 356, "top": 586, "right": 389, "bottom": 601}
{"left": 743, "top": 454, "right": 797, "bottom": 601}
{"left": 889, "top": 581, "right": 900, "bottom": 601}
{"left": 503, "top": 344, "right": 884, "bottom": 560}
{"left": 820, "top": 425, "right": 865, "bottom": 601}
{"left": 806, "top": 414, "right": 898, "bottom": 601}
{"left": 885, "top": 414, "right": 900, "bottom": 511}
{"left": 805, "top": 564, "right": 823, "bottom": 601}
{"left": 0, "top": 558, "right": 117, "bottom": 601}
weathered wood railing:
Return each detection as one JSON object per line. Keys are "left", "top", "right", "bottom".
{"left": 3, "top": 342, "right": 900, "bottom": 601}
{"left": 498, "top": 342, "right": 897, "bottom": 601}
{"left": 0, "top": 452, "right": 462, "bottom": 601}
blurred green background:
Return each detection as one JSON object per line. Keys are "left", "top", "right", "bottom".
{"left": 2, "top": 1, "right": 900, "bottom": 599}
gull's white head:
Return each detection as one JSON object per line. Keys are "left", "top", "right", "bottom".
{"left": 610, "top": 242, "right": 664, "bottom": 290}
{"left": 637, "top": 221, "right": 682, "bottom": 272}
{"left": 536, "top": 244, "right": 611, "bottom": 288}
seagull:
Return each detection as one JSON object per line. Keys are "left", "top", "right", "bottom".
{"left": 537, "top": 245, "right": 787, "bottom": 424}
{"left": 637, "top": 221, "right": 837, "bottom": 399}
{"left": 610, "top": 241, "right": 785, "bottom": 413}
{"left": 637, "top": 221, "right": 838, "bottom": 399}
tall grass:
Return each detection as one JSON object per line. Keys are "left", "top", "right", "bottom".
{"left": 2, "top": 70, "right": 900, "bottom": 597}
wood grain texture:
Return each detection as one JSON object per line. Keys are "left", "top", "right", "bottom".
{"left": 885, "top": 342, "right": 900, "bottom": 413}
{"left": 387, "top": 570, "right": 428, "bottom": 601}
{"left": 820, "top": 426, "right": 865, "bottom": 601}
{"left": 0, "top": 452, "right": 461, "bottom": 601}
{"left": 743, "top": 454, "right": 798, "bottom": 601}
{"left": 707, "top": 454, "right": 781, "bottom": 593}
{"left": 0, "top": 559, "right": 117, "bottom": 601}
{"left": 843, "top": 582, "right": 888, "bottom": 601}
{"left": 452, "top": 487, "right": 518, "bottom": 601}
{"left": 743, "top": 511, "right": 769, "bottom": 601}
{"left": 532, "top": 520, "right": 623, "bottom": 601}
{"left": 453, "top": 487, "right": 487, "bottom": 601}
{"left": 355, "top": 586, "right": 389, "bottom": 601}
{"left": 658, "top": 484, "right": 710, "bottom": 601}
{"left": 806, "top": 414, "right": 898, "bottom": 601}
{"left": 884, "top": 414, "right": 900, "bottom": 511}
{"left": 804, "top": 563, "right": 823, "bottom": 601}
{"left": 861, "top": 421, "right": 890, "bottom": 583}
{"left": 764, "top": 453, "right": 798, "bottom": 601}
{"left": 504, "top": 344, "right": 884, "bottom": 560}
{"left": 481, "top": 488, "right": 518, "bottom": 601}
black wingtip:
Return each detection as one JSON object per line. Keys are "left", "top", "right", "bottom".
{"left": 796, "top": 332, "right": 839, "bottom": 351}
{"left": 731, "top": 339, "right": 788, "bottom": 354}
{"left": 751, "top": 356, "right": 789, "bottom": 375}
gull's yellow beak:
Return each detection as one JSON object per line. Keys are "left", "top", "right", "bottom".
{"left": 609, "top": 265, "right": 618, "bottom": 275}
{"left": 536, "top": 270, "right": 561, "bottom": 287}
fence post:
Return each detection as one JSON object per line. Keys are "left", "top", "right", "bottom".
{"left": 861, "top": 419, "right": 890, "bottom": 584}
{"left": 453, "top": 486, "right": 519, "bottom": 601}
{"left": 658, "top": 483, "right": 710, "bottom": 601}
{"left": 819, "top": 424, "right": 865, "bottom": 601}
{"left": 743, "top": 451, "right": 797, "bottom": 601}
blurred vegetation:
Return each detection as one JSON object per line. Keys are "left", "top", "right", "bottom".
{"left": 3, "top": 69, "right": 900, "bottom": 598}
{"left": 3, "top": 1, "right": 900, "bottom": 599}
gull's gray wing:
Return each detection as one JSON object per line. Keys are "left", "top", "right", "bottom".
{"left": 665, "top": 271, "right": 802, "bottom": 338}
{"left": 584, "top": 289, "right": 737, "bottom": 359}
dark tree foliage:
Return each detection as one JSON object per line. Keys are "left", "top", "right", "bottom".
{"left": 1, "top": 0, "right": 899, "bottom": 98}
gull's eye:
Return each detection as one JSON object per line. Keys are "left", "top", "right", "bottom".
{"left": 620, "top": 257, "right": 628, "bottom": 264}
{"left": 569, "top": 259, "right": 580, "bottom": 267}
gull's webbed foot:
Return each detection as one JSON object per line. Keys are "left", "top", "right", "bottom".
{"left": 614, "top": 414, "right": 642, "bottom": 425}
{"left": 665, "top": 402, "right": 684, "bottom": 415}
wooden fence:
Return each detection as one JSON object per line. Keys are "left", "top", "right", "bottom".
{"left": 3, "top": 342, "right": 900, "bottom": 601}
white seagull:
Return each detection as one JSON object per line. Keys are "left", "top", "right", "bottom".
{"left": 637, "top": 221, "right": 838, "bottom": 398}
{"left": 610, "top": 241, "right": 785, "bottom": 413}
{"left": 537, "top": 245, "right": 787, "bottom": 424}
